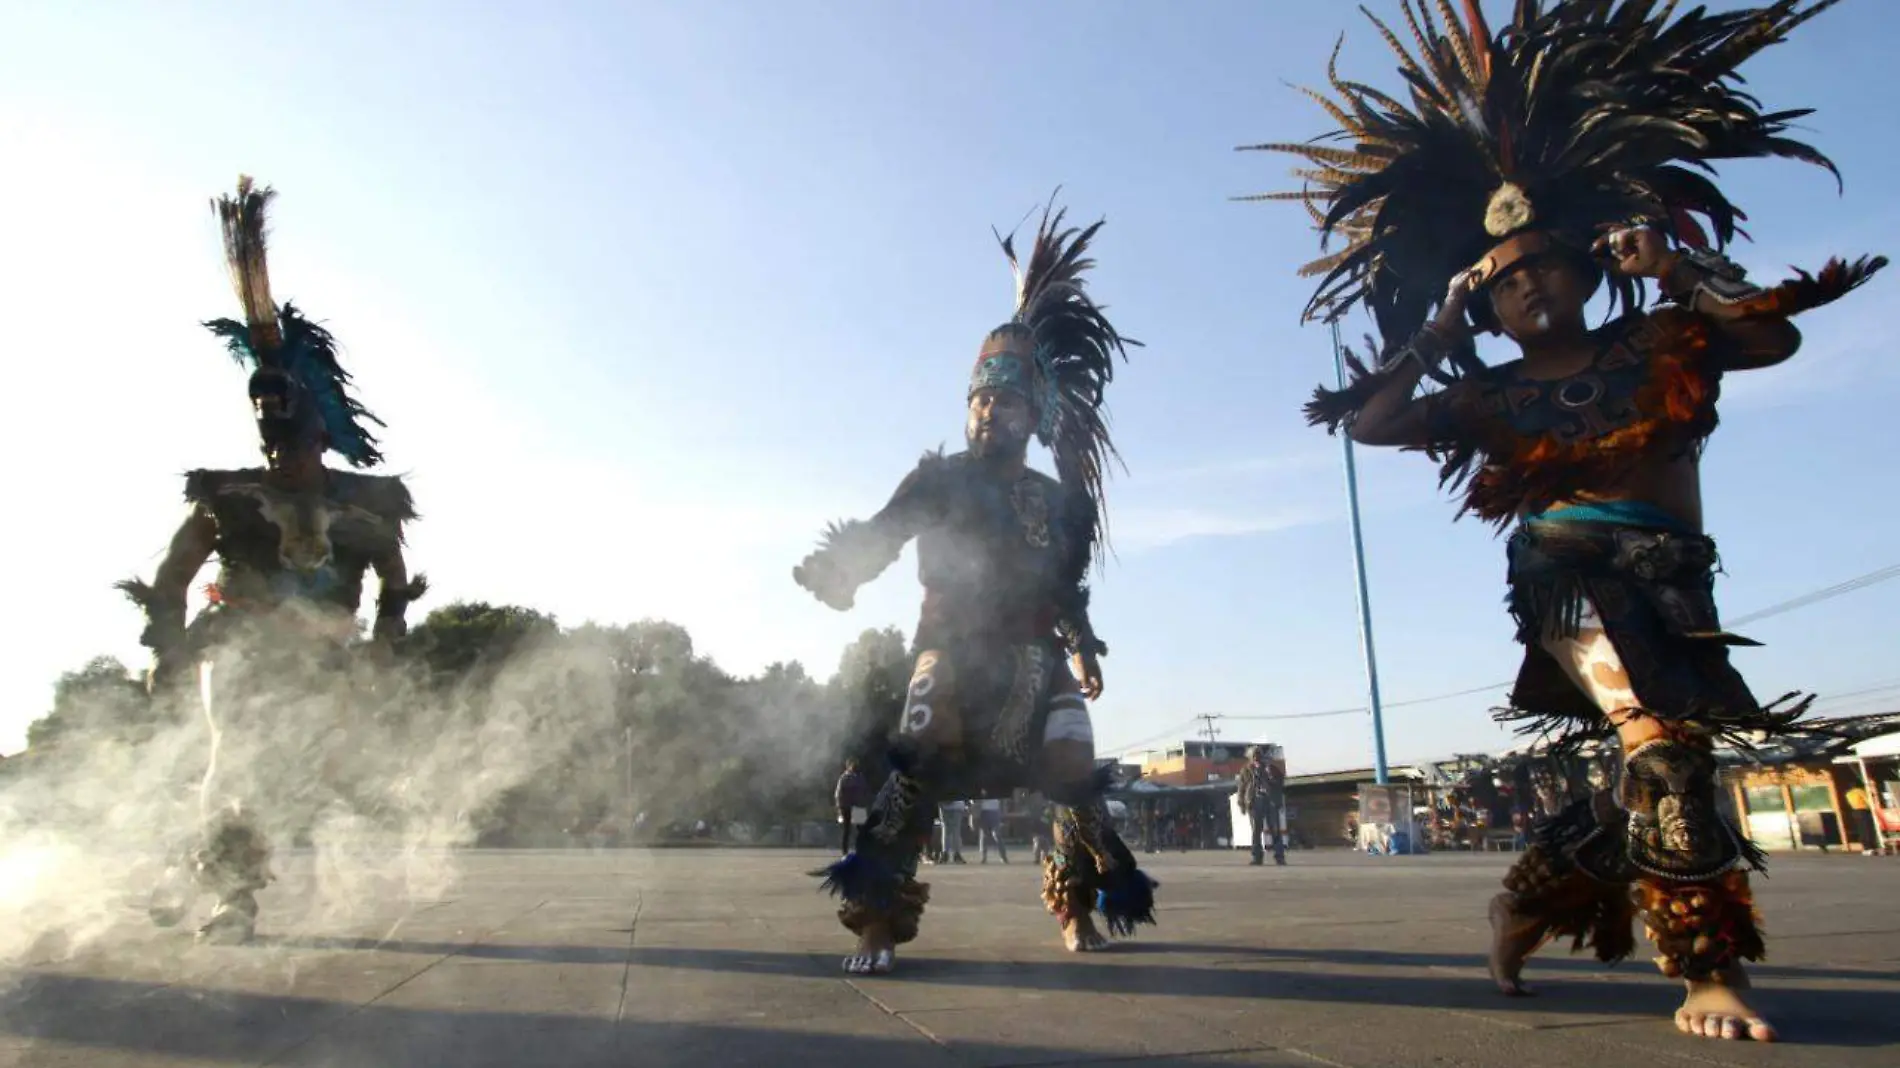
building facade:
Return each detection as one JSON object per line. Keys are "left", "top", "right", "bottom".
{"left": 1137, "top": 740, "right": 1265, "bottom": 787}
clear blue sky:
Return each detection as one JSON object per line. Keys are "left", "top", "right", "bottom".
{"left": 2, "top": 1, "right": 1895, "bottom": 770}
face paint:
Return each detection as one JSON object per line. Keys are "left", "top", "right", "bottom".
{"left": 966, "top": 388, "right": 1034, "bottom": 458}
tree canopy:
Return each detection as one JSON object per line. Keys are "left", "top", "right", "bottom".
{"left": 14, "top": 605, "right": 916, "bottom": 845}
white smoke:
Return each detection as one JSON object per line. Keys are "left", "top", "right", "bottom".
{"left": 0, "top": 614, "right": 864, "bottom": 991}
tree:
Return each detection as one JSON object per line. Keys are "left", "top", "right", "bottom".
{"left": 830, "top": 627, "right": 911, "bottom": 769}
{"left": 403, "top": 602, "right": 560, "bottom": 681}
{"left": 25, "top": 656, "right": 155, "bottom": 751}
{"left": 24, "top": 606, "right": 924, "bottom": 847}
{"left": 727, "top": 660, "right": 838, "bottom": 826}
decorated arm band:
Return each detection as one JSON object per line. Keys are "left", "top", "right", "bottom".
{"left": 1306, "top": 324, "right": 1475, "bottom": 433}
{"left": 1379, "top": 321, "right": 1461, "bottom": 375}
{"left": 1660, "top": 248, "right": 1766, "bottom": 312}
{"left": 1054, "top": 588, "right": 1108, "bottom": 658}
{"left": 1057, "top": 621, "right": 1108, "bottom": 658}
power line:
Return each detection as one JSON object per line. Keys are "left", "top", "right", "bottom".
{"left": 1224, "top": 708, "right": 1373, "bottom": 722}
{"left": 1808, "top": 679, "right": 1900, "bottom": 707}
{"left": 1303, "top": 560, "right": 1900, "bottom": 718}
{"left": 1727, "top": 563, "right": 1900, "bottom": 627}
{"left": 1105, "top": 560, "right": 1900, "bottom": 752}
{"left": 1101, "top": 717, "right": 1203, "bottom": 758}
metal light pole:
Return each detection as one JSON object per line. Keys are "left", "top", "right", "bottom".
{"left": 624, "top": 726, "right": 635, "bottom": 828}
{"left": 1331, "top": 321, "right": 1390, "bottom": 785}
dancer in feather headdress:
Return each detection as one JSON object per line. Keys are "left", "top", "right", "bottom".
{"left": 794, "top": 198, "right": 1155, "bottom": 974}
{"left": 120, "top": 177, "right": 427, "bottom": 944}
{"left": 1238, "top": 0, "right": 1877, "bottom": 1041}
{"left": 1245, "top": 0, "right": 1884, "bottom": 1042}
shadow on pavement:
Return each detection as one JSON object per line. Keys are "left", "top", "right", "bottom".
{"left": 0, "top": 971, "right": 1279, "bottom": 1068}
{"left": 267, "top": 932, "right": 1900, "bottom": 988}
{"left": 245, "top": 936, "right": 1900, "bottom": 1048}
{"left": 1129, "top": 940, "right": 1900, "bottom": 985}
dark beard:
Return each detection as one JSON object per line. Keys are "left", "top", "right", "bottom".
{"left": 966, "top": 425, "right": 1028, "bottom": 465}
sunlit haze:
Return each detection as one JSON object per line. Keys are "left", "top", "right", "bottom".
{"left": 4, "top": 0, "right": 1897, "bottom": 772}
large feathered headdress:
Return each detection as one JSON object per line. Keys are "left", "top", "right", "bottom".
{"left": 971, "top": 199, "right": 1141, "bottom": 554}
{"left": 204, "top": 177, "right": 386, "bottom": 468}
{"left": 1243, "top": 0, "right": 1860, "bottom": 359}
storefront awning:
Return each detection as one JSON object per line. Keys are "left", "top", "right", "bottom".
{"left": 1850, "top": 732, "right": 1900, "bottom": 759}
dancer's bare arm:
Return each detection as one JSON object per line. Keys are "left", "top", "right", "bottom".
{"left": 152, "top": 507, "right": 218, "bottom": 606}
{"left": 1345, "top": 271, "right": 1480, "bottom": 448}
{"left": 794, "top": 456, "right": 946, "bottom": 610}
{"left": 1052, "top": 488, "right": 1106, "bottom": 698}
{"left": 1597, "top": 227, "right": 1801, "bottom": 371}
{"left": 369, "top": 544, "right": 416, "bottom": 644}
{"left": 1343, "top": 359, "right": 1436, "bottom": 448}
{"left": 129, "top": 506, "right": 217, "bottom": 689}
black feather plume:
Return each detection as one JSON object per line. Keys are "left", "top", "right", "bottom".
{"left": 1241, "top": 0, "right": 1851, "bottom": 356}
{"left": 998, "top": 198, "right": 1143, "bottom": 566}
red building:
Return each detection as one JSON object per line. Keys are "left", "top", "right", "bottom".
{"left": 1137, "top": 741, "right": 1272, "bottom": 787}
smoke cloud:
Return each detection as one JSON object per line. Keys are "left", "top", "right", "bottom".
{"left": 0, "top": 612, "right": 880, "bottom": 994}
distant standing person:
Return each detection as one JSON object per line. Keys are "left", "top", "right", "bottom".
{"left": 939, "top": 800, "right": 968, "bottom": 864}
{"left": 976, "top": 799, "right": 1008, "bottom": 863}
{"left": 1844, "top": 784, "right": 1879, "bottom": 856}
{"left": 1236, "top": 746, "right": 1286, "bottom": 866}
{"left": 835, "top": 759, "right": 871, "bottom": 855}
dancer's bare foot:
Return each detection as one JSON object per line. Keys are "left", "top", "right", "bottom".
{"left": 1487, "top": 892, "right": 1544, "bottom": 996}
{"left": 195, "top": 910, "right": 255, "bottom": 945}
{"left": 1062, "top": 915, "right": 1108, "bottom": 953}
{"left": 1675, "top": 968, "right": 1776, "bottom": 1042}
{"left": 843, "top": 920, "right": 897, "bottom": 975}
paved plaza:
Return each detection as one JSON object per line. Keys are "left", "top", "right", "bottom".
{"left": 1, "top": 847, "right": 1894, "bottom": 1067}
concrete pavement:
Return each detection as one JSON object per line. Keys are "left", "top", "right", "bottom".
{"left": 2, "top": 848, "right": 1894, "bottom": 1067}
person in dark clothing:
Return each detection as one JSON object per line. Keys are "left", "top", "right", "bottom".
{"left": 126, "top": 178, "right": 426, "bottom": 945}
{"left": 976, "top": 799, "right": 1008, "bottom": 863}
{"left": 835, "top": 760, "right": 871, "bottom": 855}
{"left": 1235, "top": 746, "right": 1286, "bottom": 866}
{"left": 796, "top": 202, "right": 1155, "bottom": 974}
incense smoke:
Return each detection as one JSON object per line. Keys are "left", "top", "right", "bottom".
{"left": 0, "top": 615, "right": 871, "bottom": 987}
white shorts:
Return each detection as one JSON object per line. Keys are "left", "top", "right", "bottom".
{"left": 1042, "top": 695, "right": 1094, "bottom": 744}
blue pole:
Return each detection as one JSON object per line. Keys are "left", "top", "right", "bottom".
{"left": 1332, "top": 321, "right": 1390, "bottom": 785}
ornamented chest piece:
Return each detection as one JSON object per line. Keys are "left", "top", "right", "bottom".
{"left": 1010, "top": 478, "right": 1052, "bottom": 549}
{"left": 1554, "top": 376, "right": 1605, "bottom": 410}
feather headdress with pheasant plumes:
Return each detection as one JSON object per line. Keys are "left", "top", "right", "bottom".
{"left": 1240, "top": 0, "right": 1882, "bottom": 424}
{"left": 203, "top": 176, "right": 387, "bottom": 467}
{"left": 973, "top": 199, "right": 1142, "bottom": 562}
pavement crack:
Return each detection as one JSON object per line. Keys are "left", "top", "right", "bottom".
{"left": 983, "top": 1046, "right": 1286, "bottom": 1067}
{"left": 1278, "top": 1046, "right": 1354, "bottom": 1068}
{"left": 254, "top": 897, "right": 549, "bottom": 1067}
{"left": 841, "top": 978, "right": 952, "bottom": 1050}
{"left": 612, "top": 891, "right": 646, "bottom": 1027}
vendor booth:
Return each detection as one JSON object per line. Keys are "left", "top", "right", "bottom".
{"left": 1846, "top": 730, "right": 1900, "bottom": 855}
{"left": 1357, "top": 783, "right": 1423, "bottom": 854}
